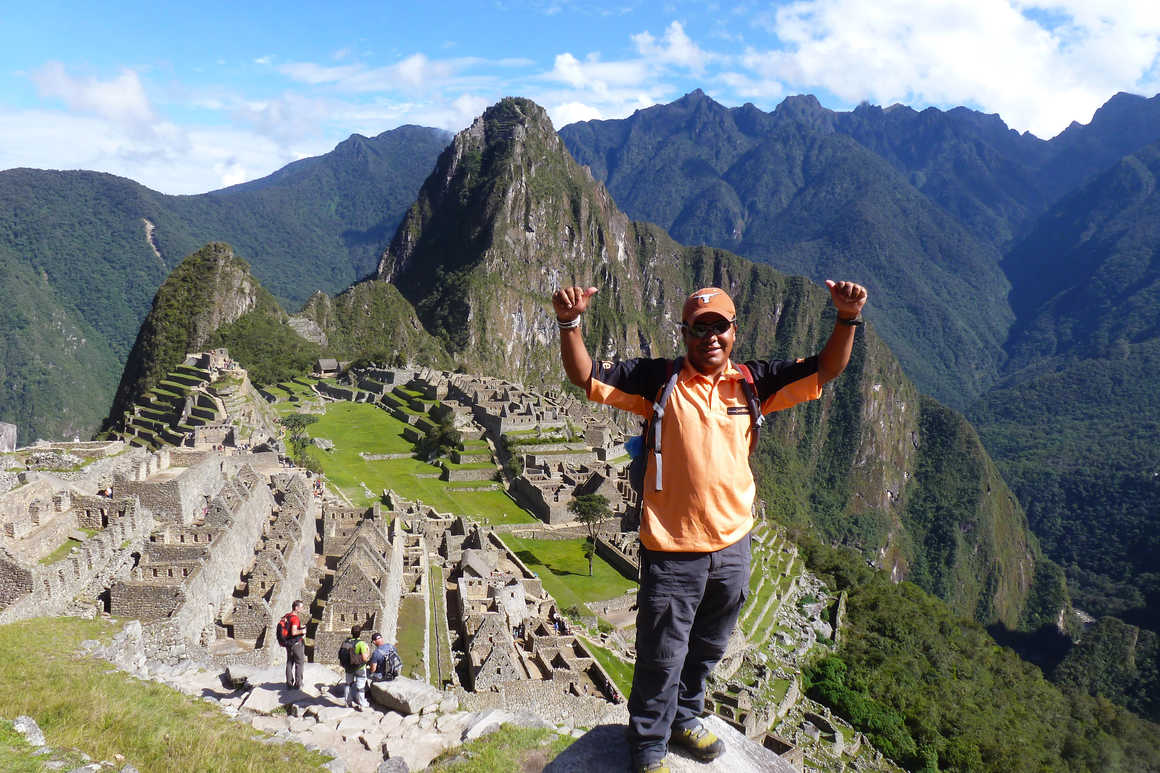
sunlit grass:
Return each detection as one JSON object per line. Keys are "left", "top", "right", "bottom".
{"left": 501, "top": 536, "right": 637, "bottom": 612}
{"left": 428, "top": 725, "right": 573, "bottom": 772}
{"left": 0, "top": 618, "right": 331, "bottom": 773}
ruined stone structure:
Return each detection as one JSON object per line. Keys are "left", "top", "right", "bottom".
{"left": 512, "top": 458, "right": 629, "bottom": 525}
{"left": 313, "top": 509, "right": 404, "bottom": 666}
{"left": 109, "top": 458, "right": 278, "bottom": 648}
{"left": 113, "top": 350, "right": 280, "bottom": 453}
{"left": 595, "top": 530, "right": 642, "bottom": 580}
{"left": 220, "top": 473, "right": 318, "bottom": 650}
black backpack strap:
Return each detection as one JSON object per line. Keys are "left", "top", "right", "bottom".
{"left": 735, "top": 363, "right": 764, "bottom": 454}
{"left": 649, "top": 357, "right": 683, "bottom": 491}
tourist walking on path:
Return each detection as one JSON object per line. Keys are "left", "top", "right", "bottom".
{"left": 551, "top": 280, "right": 866, "bottom": 773}
{"left": 282, "top": 600, "right": 306, "bottom": 690}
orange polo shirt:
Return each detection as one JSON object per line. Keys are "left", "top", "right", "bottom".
{"left": 587, "top": 356, "right": 821, "bottom": 552}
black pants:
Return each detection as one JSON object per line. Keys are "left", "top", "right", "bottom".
{"left": 627, "top": 532, "right": 750, "bottom": 764}
{"left": 285, "top": 638, "right": 305, "bottom": 688}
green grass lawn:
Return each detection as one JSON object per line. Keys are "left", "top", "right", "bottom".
{"left": 296, "top": 401, "right": 536, "bottom": 525}
{"left": 429, "top": 565, "right": 453, "bottom": 687}
{"left": 0, "top": 618, "right": 331, "bottom": 772}
{"left": 501, "top": 536, "right": 637, "bottom": 612}
{"left": 38, "top": 537, "right": 82, "bottom": 565}
{"left": 395, "top": 595, "right": 427, "bottom": 681}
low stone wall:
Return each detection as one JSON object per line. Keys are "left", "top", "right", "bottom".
{"left": 443, "top": 466, "right": 495, "bottom": 482}
{"left": 454, "top": 680, "right": 627, "bottom": 727}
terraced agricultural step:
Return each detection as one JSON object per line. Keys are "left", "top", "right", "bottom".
{"left": 173, "top": 365, "right": 212, "bottom": 381}
{"left": 167, "top": 372, "right": 206, "bottom": 388}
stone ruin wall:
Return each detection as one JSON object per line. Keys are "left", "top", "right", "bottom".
{"left": 227, "top": 474, "right": 319, "bottom": 659}
{"left": 115, "top": 453, "right": 224, "bottom": 526}
{"left": 0, "top": 496, "right": 154, "bottom": 623}
{"left": 169, "top": 478, "right": 274, "bottom": 646}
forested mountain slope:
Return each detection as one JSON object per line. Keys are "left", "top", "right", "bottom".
{"left": 970, "top": 140, "right": 1160, "bottom": 633}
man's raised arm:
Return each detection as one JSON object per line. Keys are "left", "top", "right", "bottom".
{"left": 552, "top": 285, "right": 599, "bottom": 388}
{"left": 817, "top": 279, "right": 868, "bottom": 385}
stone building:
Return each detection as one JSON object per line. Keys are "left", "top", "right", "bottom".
{"left": 313, "top": 514, "right": 404, "bottom": 666}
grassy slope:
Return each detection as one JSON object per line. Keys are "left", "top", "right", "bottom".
{"left": 0, "top": 618, "right": 331, "bottom": 773}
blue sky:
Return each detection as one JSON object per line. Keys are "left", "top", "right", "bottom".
{"left": 3, "top": 0, "right": 1159, "bottom": 193}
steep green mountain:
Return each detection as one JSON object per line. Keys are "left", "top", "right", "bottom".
{"left": 294, "top": 281, "right": 451, "bottom": 367}
{"left": 1040, "top": 92, "right": 1160, "bottom": 199}
{"left": 1053, "top": 616, "right": 1160, "bottom": 722}
{"left": 106, "top": 242, "right": 451, "bottom": 433}
{"left": 801, "top": 538, "right": 1160, "bottom": 771}
{"left": 971, "top": 141, "right": 1160, "bottom": 627}
{"left": 0, "top": 126, "right": 448, "bottom": 440}
{"left": 559, "top": 90, "right": 1013, "bottom": 409}
{"left": 375, "top": 96, "right": 1057, "bottom": 629}
{"left": 104, "top": 242, "right": 306, "bottom": 428}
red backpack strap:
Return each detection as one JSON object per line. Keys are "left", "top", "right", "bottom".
{"left": 735, "top": 363, "right": 764, "bottom": 454}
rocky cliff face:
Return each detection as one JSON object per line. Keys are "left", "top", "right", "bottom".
{"left": 105, "top": 243, "right": 280, "bottom": 429}
{"left": 374, "top": 97, "right": 1054, "bottom": 627}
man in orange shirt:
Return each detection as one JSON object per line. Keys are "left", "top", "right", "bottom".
{"left": 552, "top": 280, "right": 866, "bottom": 773}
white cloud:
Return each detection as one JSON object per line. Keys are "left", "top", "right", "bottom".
{"left": 743, "top": 0, "right": 1160, "bottom": 137}
{"left": 548, "top": 101, "right": 605, "bottom": 126}
{"left": 632, "top": 21, "right": 713, "bottom": 73}
{"left": 31, "top": 63, "right": 154, "bottom": 125}
{"left": 0, "top": 108, "right": 298, "bottom": 194}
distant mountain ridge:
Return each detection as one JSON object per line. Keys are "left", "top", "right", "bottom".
{"left": 0, "top": 125, "right": 450, "bottom": 440}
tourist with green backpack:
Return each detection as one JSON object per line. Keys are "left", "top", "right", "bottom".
{"left": 553, "top": 280, "right": 867, "bottom": 773}
{"left": 338, "top": 625, "right": 372, "bottom": 710}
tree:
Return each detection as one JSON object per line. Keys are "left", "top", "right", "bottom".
{"left": 416, "top": 409, "right": 461, "bottom": 460}
{"left": 568, "top": 493, "right": 611, "bottom": 576}
{"left": 280, "top": 413, "right": 318, "bottom": 460}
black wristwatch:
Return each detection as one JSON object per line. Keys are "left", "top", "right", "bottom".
{"left": 836, "top": 315, "right": 863, "bottom": 326}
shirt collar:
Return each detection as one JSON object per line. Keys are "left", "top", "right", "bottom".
{"left": 680, "top": 358, "right": 741, "bottom": 383}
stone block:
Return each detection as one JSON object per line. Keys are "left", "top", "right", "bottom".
{"left": 367, "top": 677, "right": 442, "bottom": 715}
{"left": 377, "top": 760, "right": 410, "bottom": 773}
{"left": 382, "top": 730, "right": 456, "bottom": 771}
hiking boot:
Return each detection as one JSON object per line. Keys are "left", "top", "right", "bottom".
{"left": 632, "top": 757, "right": 670, "bottom": 773}
{"left": 671, "top": 723, "right": 724, "bottom": 761}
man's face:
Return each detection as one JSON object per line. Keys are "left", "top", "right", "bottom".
{"left": 683, "top": 312, "right": 736, "bottom": 375}
{"left": 373, "top": 636, "right": 383, "bottom": 647}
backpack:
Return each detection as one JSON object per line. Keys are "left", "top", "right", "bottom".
{"left": 338, "top": 638, "right": 367, "bottom": 671}
{"left": 628, "top": 358, "right": 763, "bottom": 495}
{"left": 380, "top": 645, "right": 402, "bottom": 680}
{"left": 276, "top": 613, "right": 295, "bottom": 647}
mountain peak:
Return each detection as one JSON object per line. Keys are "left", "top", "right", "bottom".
{"left": 772, "top": 94, "right": 835, "bottom": 130}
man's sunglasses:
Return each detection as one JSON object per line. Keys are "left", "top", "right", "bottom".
{"left": 682, "top": 319, "right": 735, "bottom": 338}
